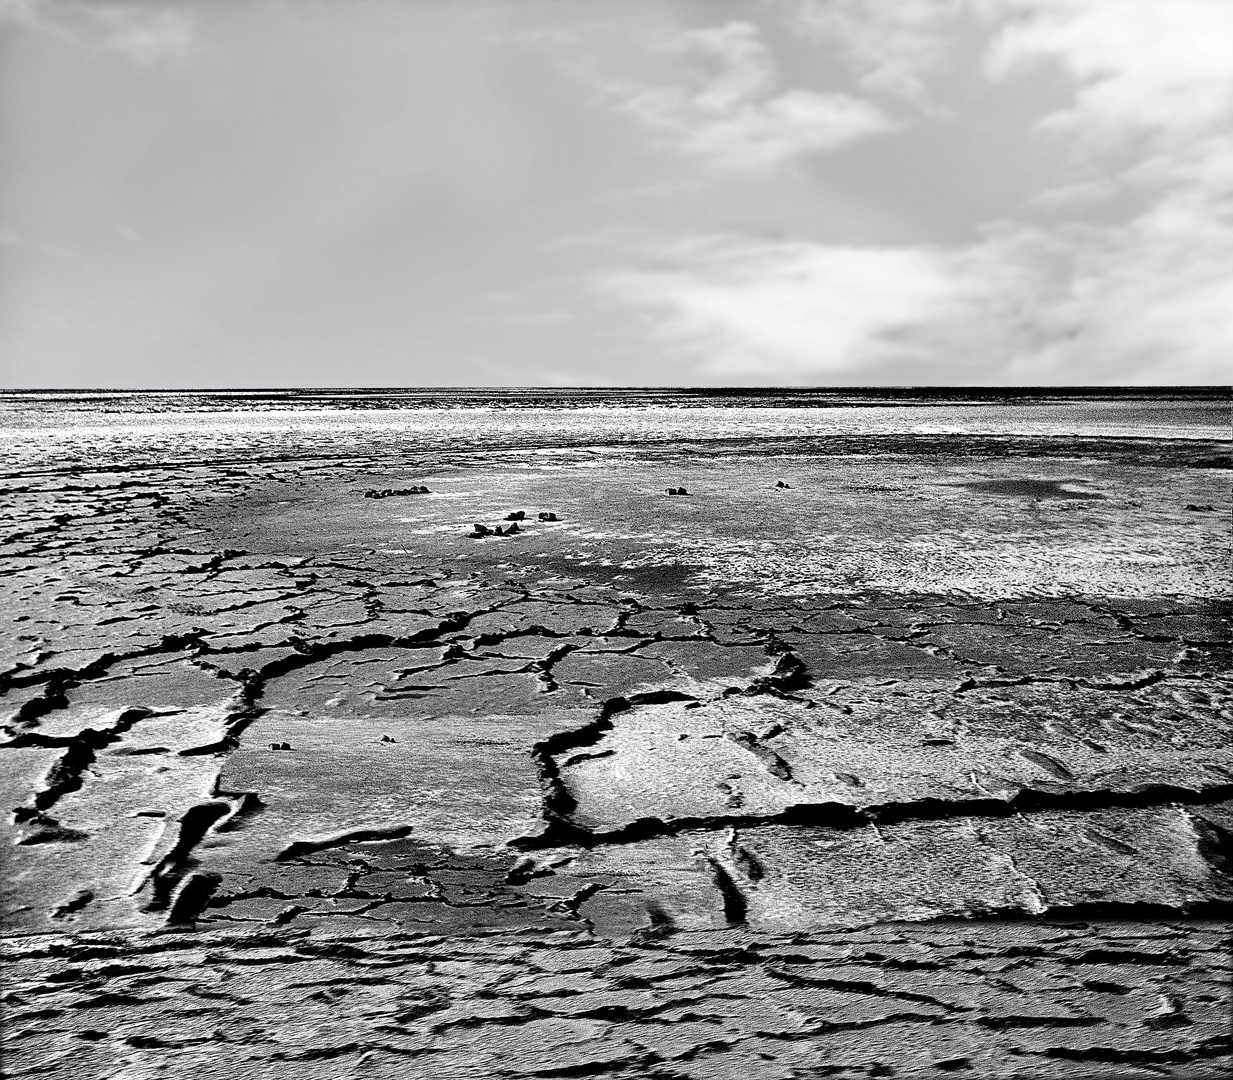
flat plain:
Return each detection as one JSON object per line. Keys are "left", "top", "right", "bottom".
{"left": 2, "top": 392, "right": 1230, "bottom": 1078}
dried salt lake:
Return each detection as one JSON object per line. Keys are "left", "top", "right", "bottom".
{"left": 2, "top": 389, "right": 1230, "bottom": 1079}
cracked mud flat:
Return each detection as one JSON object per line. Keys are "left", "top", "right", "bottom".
{"left": 2, "top": 397, "right": 1231, "bottom": 1078}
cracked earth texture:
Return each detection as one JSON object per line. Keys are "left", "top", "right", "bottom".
{"left": 2, "top": 396, "right": 1231, "bottom": 1078}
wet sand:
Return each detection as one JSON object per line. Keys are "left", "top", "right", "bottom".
{"left": 2, "top": 423, "right": 1230, "bottom": 1078}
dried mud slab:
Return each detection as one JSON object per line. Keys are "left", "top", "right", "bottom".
{"left": 2, "top": 920, "right": 1230, "bottom": 1079}
{"left": 1, "top": 432, "right": 1230, "bottom": 1077}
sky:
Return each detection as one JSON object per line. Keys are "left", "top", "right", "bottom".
{"left": 1, "top": 0, "right": 1231, "bottom": 388}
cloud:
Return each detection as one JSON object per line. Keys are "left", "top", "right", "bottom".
{"left": 581, "top": 2, "right": 1233, "bottom": 385}
{"left": 983, "top": 0, "right": 1233, "bottom": 144}
{"left": 990, "top": 195, "right": 1233, "bottom": 384}
{"left": 981, "top": 0, "right": 1233, "bottom": 382}
{"left": 776, "top": 0, "right": 964, "bottom": 103}
{"left": 592, "top": 21, "right": 894, "bottom": 175}
{"left": 589, "top": 213, "right": 1230, "bottom": 385}
{"left": 0, "top": 0, "right": 195, "bottom": 65}
{"left": 589, "top": 232, "right": 985, "bottom": 380}
{"left": 588, "top": 196, "right": 1233, "bottom": 384}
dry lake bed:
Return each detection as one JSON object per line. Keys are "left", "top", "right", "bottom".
{"left": 1, "top": 390, "right": 1230, "bottom": 1078}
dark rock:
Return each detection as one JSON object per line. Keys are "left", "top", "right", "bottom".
{"left": 365, "top": 487, "right": 430, "bottom": 499}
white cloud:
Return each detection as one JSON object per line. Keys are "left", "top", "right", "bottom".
{"left": 780, "top": 0, "right": 1233, "bottom": 132}
{"left": 590, "top": 232, "right": 984, "bottom": 379}
{"left": 0, "top": 0, "right": 195, "bottom": 65}
{"left": 776, "top": 0, "right": 964, "bottom": 102}
{"left": 589, "top": 214, "right": 1231, "bottom": 385}
{"left": 594, "top": 21, "right": 894, "bottom": 175}
{"left": 580, "top": 2, "right": 1232, "bottom": 384}
{"left": 980, "top": 0, "right": 1233, "bottom": 383}
{"left": 983, "top": 0, "right": 1233, "bottom": 144}
{"left": 991, "top": 196, "right": 1233, "bottom": 384}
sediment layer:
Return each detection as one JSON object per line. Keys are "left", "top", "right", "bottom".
{"left": 2, "top": 432, "right": 1229, "bottom": 1077}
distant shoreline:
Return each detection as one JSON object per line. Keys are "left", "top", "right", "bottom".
{"left": 2, "top": 385, "right": 1230, "bottom": 405}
